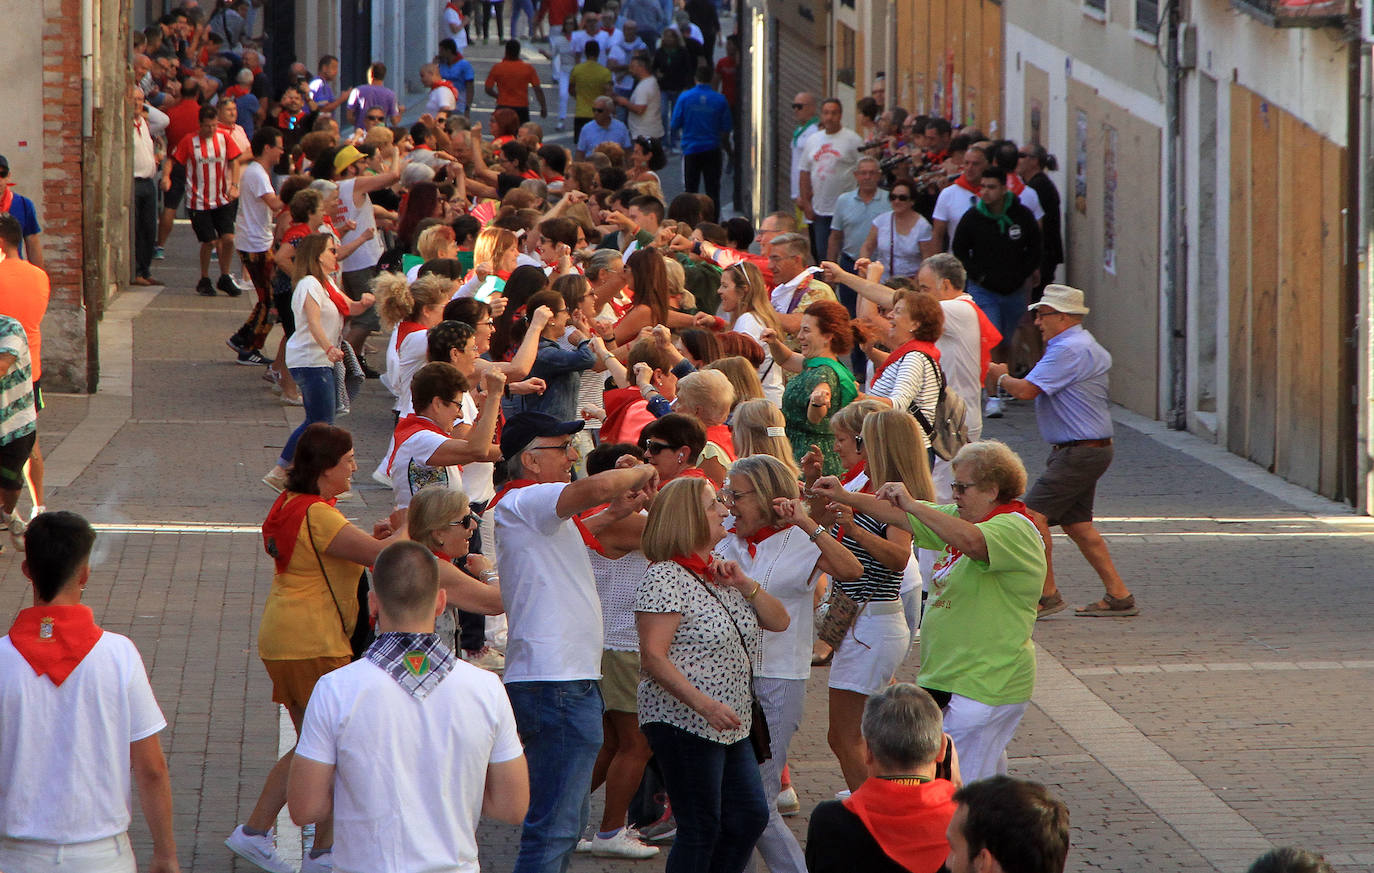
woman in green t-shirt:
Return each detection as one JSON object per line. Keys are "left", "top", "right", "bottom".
{"left": 811, "top": 439, "right": 1046, "bottom": 784}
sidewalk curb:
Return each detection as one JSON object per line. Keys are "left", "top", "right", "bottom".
{"left": 45, "top": 288, "right": 159, "bottom": 489}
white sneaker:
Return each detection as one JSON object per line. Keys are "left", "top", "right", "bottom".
{"left": 463, "top": 646, "right": 506, "bottom": 672}
{"left": 575, "top": 838, "right": 595, "bottom": 853}
{"left": 833, "top": 788, "right": 852, "bottom": 801}
{"left": 225, "top": 825, "right": 296, "bottom": 873}
{"left": 4, "top": 513, "right": 25, "bottom": 552}
{"left": 590, "top": 828, "right": 661, "bottom": 859}
{"left": 776, "top": 785, "right": 801, "bottom": 816}
{"left": 300, "top": 850, "right": 333, "bottom": 873}
{"left": 984, "top": 396, "right": 1004, "bottom": 419}
{"left": 262, "top": 469, "right": 288, "bottom": 493}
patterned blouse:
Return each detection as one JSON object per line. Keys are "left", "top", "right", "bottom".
{"left": 635, "top": 561, "right": 760, "bottom": 745}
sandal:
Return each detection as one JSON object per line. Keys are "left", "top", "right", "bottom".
{"left": 1036, "top": 593, "right": 1067, "bottom": 620}
{"left": 1075, "top": 593, "right": 1139, "bottom": 617}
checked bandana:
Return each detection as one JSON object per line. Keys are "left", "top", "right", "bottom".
{"left": 364, "top": 632, "right": 457, "bottom": 699}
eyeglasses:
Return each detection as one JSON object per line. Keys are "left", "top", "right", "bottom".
{"left": 477, "top": 319, "right": 496, "bottom": 328}
{"left": 643, "top": 439, "right": 675, "bottom": 454}
{"left": 889, "top": 193, "right": 912, "bottom": 202}
{"left": 950, "top": 481, "right": 977, "bottom": 495}
{"left": 528, "top": 441, "right": 577, "bottom": 453}
{"left": 717, "top": 488, "right": 755, "bottom": 504}
{"left": 594, "top": 107, "right": 609, "bottom": 114}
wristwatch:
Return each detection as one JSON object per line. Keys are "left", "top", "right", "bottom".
{"left": 807, "top": 525, "right": 825, "bottom": 542}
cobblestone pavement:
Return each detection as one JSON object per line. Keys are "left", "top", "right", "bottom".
{"left": 6, "top": 44, "right": 1369, "bottom": 873}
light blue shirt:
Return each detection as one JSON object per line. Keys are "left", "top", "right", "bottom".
{"left": 1025, "top": 324, "right": 1113, "bottom": 444}
{"left": 576, "top": 117, "right": 632, "bottom": 154}
{"left": 830, "top": 189, "right": 890, "bottom": 259}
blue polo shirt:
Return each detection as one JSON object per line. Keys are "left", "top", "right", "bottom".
{"left": 0, "top": 195, "right": 40, "bottom": 261}
{"left": 438, "top": 58, "right": 477, "bottom": 112}
{"left": 576, "top": 117, "right": 632, "bottom": 154}
{"left": 670, "top": 84, "right": 731, "bottom": 156}
{"left": 830, "top": 189, "right": 889, "bottom": 259}
{"left": 1025, "top": 323, "right": 1114, "bottom": 444}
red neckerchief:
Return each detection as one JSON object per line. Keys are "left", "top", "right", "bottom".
{"left": 946, "top": 501, "right": 1029, "bottom": 563}
{"left": 966, "top": 298, "right": 1002, "bottom": 382}
{"left": 662, "top": 466, "right": 709, "bottom": 484}
{"left": 492, "top": 135, "right": 515, "bottom": 147}
{"left": 925, "top": 148, "right": 949, "bottom": 165}
{"left": 575, "top": 503, "right": 610, "bottom": 555}
{"left": 433, "top": 548, "right": 458, "bottom": 565}
{"left": 600, "top": 386, "right": 645, "bottom": 443}
{"left": 728, "top": 523, "right": 784, "bottom": 558}
{"left": 870, "top": 338, "right": 941, "bottom": 384}
{"left": 395, "top": 320, "right": 426, "bottom": 352}
{"left": 435, "top": 79, "right": 461, "bottom": 103}
{"left": 277, "top": 109, "right": 306, "bottom": 129}
{"left": 953, "top": 174, "right": 979, "bottom": 194}
{"left": 387, "top": 414, "right": 450, "bottom": 475}
{"left": 839, "top": 459, "right": 867, "bottom": 488}
{"left": 321, "top": 278, "right": 351, "bottom": 319}
{"left": 0, "top": 185, "right": 13, "bottom": 215}
{"left": 705, "top": 424, "right": 736, "bottom": 460}
{"left": 488, "top": 478, "right": 537, "bottom": 510}
{"left": 521, "top": 169, "right": 542, "bottom": 180}
{"left": 844, "top": 778, "right": 958, "bottom": 873}
{"left": 545, "top": 173, "right": 566, "bottom": 183}
{"left": 670, "top": 553, "right": 715, "bottom": 581}
{"left": 263, "top": 492, "right": 336, "bottom": 572}
{"left": 7, "top": 604, "right": 105, "bottom": 687}
{"left": 495, "top": 269, "right": 513, "bottom": 281}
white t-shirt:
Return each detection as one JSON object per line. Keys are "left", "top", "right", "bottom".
{"left": 790, "top": 120, "right": 820, "bottom": 201}
{"left": 1013, "top": 183, "right": 1045, "bottom": 222}
{"left": 390, "top": 426, "right": 461, "bottom": 510}
{"left": 549, "top": 33, "right": 579, "bottom": 75}
{"left": 799, "top": 127, "right": 865, "bottom": 216}
{"left": 731, "top": 311, "right": 784, "bottom": 406}
{"left": 234, "top": 161, "right": 275, "bottom": 252}
{"left": 937, "top": 295, "right": 984, "bottom": 441}
{"left": 590, "top": 545, "right": 650, "bottom": 652}
{"left": 338, "top": 178, "right": 383, "bottom": 273}
{"left": 494, "top": 482, "right": 604, "bottom": 682}
{"left": 0, "top": 632, "right": 166, "bottom": 843}
{"left": 443, "top": 3, "right": 469, "bottom": 49}
{"left": 383, "top": 326, "right": 430, "bottom": 412}
{"left": 714, "top": 527, "right": 822, "bottom": 680}
{"left": 458, "top": 393, "right": 496, "bottom": 504}
{"left": 295, "top": 657, "right": 522, "bottom": 873}
{"left": 627, "top": 76, "right": 664, "bottom": 139}
{"left": 932, "top": 182, "right": 980, "bottom": 245}
{"left": 426, "top": 84, "right": 458, "bottom": 115}
{"left": 286, "top": 276, "right": 345, "bottom": 368}
{"left": 871, "top": 212, "right": 933, "bottom": 280}
{"left": 608, "top": 35, "right": 646, "bottom": 90}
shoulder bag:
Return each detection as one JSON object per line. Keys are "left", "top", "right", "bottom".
{"left": 690, "top": 570, "right": 772, "bottom": 763}
{"left": 306, "top": 508, "right": 375, "bottom": 660}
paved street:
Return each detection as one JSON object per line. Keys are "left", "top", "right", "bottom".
{"left": 6, "top": 40, "right": 1370, "bottom": 873}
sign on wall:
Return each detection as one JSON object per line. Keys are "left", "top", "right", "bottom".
{"left": 1103, "top": 123, "right": 1118, "bottom": 275}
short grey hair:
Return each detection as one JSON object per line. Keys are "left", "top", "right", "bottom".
{"left": 920, "top": 252, "right": 966, "bottom": 292}
{"left": 400, "top": 161, "right": 437, "bottom": 189}
{"left": 308, "top": 179, "right": 339, "bottom": 196}
{"left": 770, "top": 232, "right": 811, "bottom": 261}
{"left": 584, "top": 248, "right": 623, "bottom": 280}
{"left": 861, "top": 684, "right": 944, "bottom": 770}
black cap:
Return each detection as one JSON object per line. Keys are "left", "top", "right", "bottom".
{"left": 0, "top": 155, "right": 9, "bottom": 175}
{"left": 500, "top": 412, "right": 585, "bottom": 461}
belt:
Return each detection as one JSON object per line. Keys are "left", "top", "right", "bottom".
{"left": 1051, "top": 438, "right": 1112, "bottom": 450}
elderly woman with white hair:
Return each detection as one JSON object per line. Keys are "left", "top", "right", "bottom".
{"left": 674, "top": 369, "right": 736, "bottom": 486}
{"left": 811, "top": 439, "right": 1045, "bottom": 783}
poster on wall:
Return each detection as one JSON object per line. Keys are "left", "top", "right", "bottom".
{"left": 1074, "top": 110, "right": 1088, "bottom": 215}
{"left": 1102, "top": 123, "right": 1118, "bottom": 275}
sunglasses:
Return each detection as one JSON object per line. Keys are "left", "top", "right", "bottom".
{"left": 642, "top": 439, "right": 675, "bottom": 454}
{"left": 594, "top": 107, "right": 609, "bottom": 114}
{"left": 889, "top": 193, "right": 912, "bottom": 202}
{"left": 449, "top": 513, "right": 479, "bottom": 529}
{"left": 366, "top": 115, "right": 384, "bottom": 121}
{"left": 792, "top": 102, "right": 805, "bottom": 110}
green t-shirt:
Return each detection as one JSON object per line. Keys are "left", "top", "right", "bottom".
{"left": 571, "top": 61, "right": 613, "bottom": 119}
{"left": 909, "top": 504, "right": 1045, "bottom": 706}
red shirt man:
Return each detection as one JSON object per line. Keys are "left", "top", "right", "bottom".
{"left": 484, "top": 41, "right": 547, "bottom": 120}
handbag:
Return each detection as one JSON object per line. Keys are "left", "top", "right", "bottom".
{"left": 691, "top": 572, "right": 772, "bottom": 763}
{"left": 816, "top": 584, "right": 866, "bottom": 651}
{"left": 307, "top": 510, "right": 375, "bottom": 660}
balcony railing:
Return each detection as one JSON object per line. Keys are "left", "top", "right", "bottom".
{"left": 1231, "top": 0, "right": 1348, "bottom": 27}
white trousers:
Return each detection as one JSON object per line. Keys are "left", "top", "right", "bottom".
{"left": 0, "top": 833, "right": 137, "bottom": 873}
{"left": 943, "top": 694, "right": 1028, "bottom": 783}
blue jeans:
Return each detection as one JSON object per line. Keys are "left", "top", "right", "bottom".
{"left": 280, "top": 366, "right": 336, "bottom": 466}
{"left": 641, "top": 722, "right": 769, "bottom": 873}
{"left": 967, "top": 281, "right": 1028, "bottom": 353}
{"left": 507, "top": 680, "right": 605, "bottom": 873}
{"left": 509, "top": 0, "right": 535, "bottom": 37}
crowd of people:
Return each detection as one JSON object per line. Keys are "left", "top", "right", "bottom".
{"left": 7, "top": 4, "right": 1346, "bottom": 873}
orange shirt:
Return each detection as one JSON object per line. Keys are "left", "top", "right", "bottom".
{"left": 0, "top": 258, "right": 50, "bottom": 380}
{"left": 485, "top": 60, "right": 540, "bottom": 108}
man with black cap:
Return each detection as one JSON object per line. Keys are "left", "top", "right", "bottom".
{"left": 0, "top": 156, "right": 46, "bottom": 270}
{"left": 490, "top": 411, "right": 656, "bottom": 873}
{"left": 986, "top": 285, "right": 1137, "bottom": 619}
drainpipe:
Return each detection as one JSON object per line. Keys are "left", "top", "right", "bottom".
{"left": 1164, "top": 0, "right": 1186, "bottom": 430}
{"left": 1351, "top": 0, "right": 1368, "bottom": 508}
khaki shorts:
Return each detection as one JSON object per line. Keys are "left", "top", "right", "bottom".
{"left": 263, "top": 656, "right": 352, "bottom": 710}
{"left": 599, "top": 649, "right": 642, "bottom": 714}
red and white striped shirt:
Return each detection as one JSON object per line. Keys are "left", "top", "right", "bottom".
{"left": 172, "top": 130, "right": 242, "bottom": 211}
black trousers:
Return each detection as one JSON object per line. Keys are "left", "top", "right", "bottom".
{"left": 683, "top": 147, "right": 723, "bottom": 220}
{"left": 134, "top": 177, "right": 158, "bottom": 278}
{"left": 481, "top": 0, "right": 505, "bottom": 40}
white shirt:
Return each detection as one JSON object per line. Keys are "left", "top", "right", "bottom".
{"left": 549, "top": 33, "right": 579, "bottom": 76}
{"left": 871, "top": 212, "right": 932, "bottom": 280}
{"left": 936, "top": 295, "right": 984, "bottom": 441}
{"left": 932, "top": 182, "right": 980, "bottom": 245}
{"left": 0, "top": 632, "right": 166, "bottom": 843}
{"left": 286, "top": 276, "right": 345, "bottom": 368}
{"left": 590, "top": 545, "right": 650, "bottom": 652}
{"left": 494, "top": 482, "right": 604, "bottom": 682}
{"left": 295, "top": 657, "right": 523, "bottom": 873}
{"left": 731, "top": 311, "right": 784, "bottom": 406}
{"left": 443, "top": 2, "right": 469, "bottom": 49}
{"left": 790, "top": 120, "right": 819, "bottom": 201}
{"left": 458, "top": 393, "right": 496, "bottom": 504}
{"left": 1012, "top": 182, "right": 1045, "bottom": 222}
{"left": 426, "top": 83, "right": 458, "bottom": 115}
{"left": 799, "top": 127, "right": 866, "bottom": 215}
{"left": 382, "top": 326, "right": 431, "bottom": 411}
{"left": 608, "top": 34, "right": 646, "bottom": 90}
{"left": 338, "top": 178, "right": 383, "bottom": 273}
{"left": 234, "top": 161, "right": 276, "bottom": 253}
{"left": 714, "top": 527, "right": 822, "bottom": 680}
{"left": 390, "top": 425, "right": 461, "bottom": 510}
{"left": 769, "top": 266, "right": 822, "bottom": 314}
{"left": 133, "top": 117, "right": 157, "bottom": 179}
{"left": 627, "top": 76, "right": 664, "bottom": 139}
